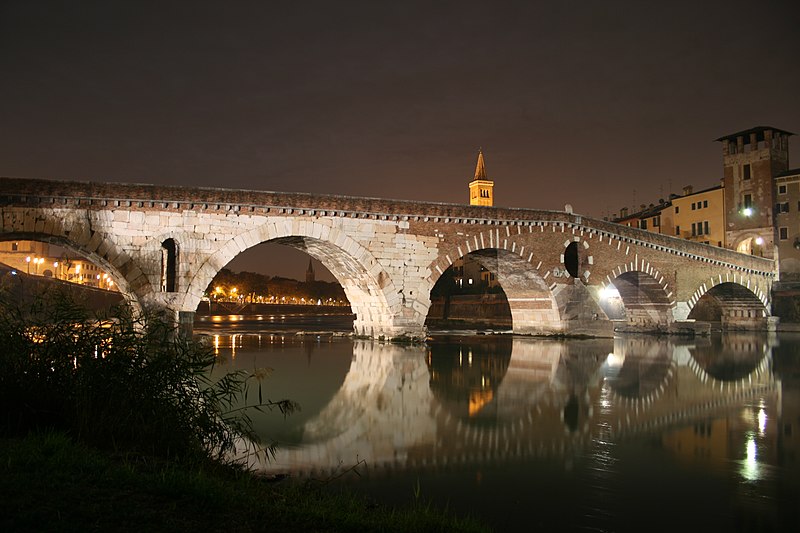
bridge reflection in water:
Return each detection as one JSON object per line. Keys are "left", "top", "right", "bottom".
{"left": 211, "top": 332, "right": 798, "bottom": 531}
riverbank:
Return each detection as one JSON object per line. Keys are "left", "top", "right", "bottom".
{"left": 197, "top": 301, "right": 353, "bottom": 316}
{"left": 1, "top": 432, "right": 489, "bottom": 532}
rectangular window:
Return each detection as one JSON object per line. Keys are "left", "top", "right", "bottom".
{"left": 691, "top": 203, "right": 696, "bottom": 210}
{"left": 780, "top": 227, "right": 788, "bottom": 240}
{"left": 691, "top": 223, "right": 696, "bottom": 236}
{"left": 779, "top": 184, "right": 787, "bottom": 195}
{"left": 640, "top": 219, "right": 647, "bottom": 230}
{"left": 744, "top": 194, "right": 752, "bottom": 208}
{"left": 703, "top": 200, "right": 708, "bottom": 208}
{"left": 11, "top": 242, "right": 18, "bottom": 251}
{"left": 704, "top": 221, "right": 709, "bottom": 234}
{"left": 675, "top": 206, "right": 680, "bottom": 214}
{"left": 776, "top": 202, "right": 790, "bottom": 214}
{"left": 675, "top": 226, "right": 680, "bottom": 236}
{"left": 743, "top": 164, "right": 751, "bottom": 180}
{"left": 653, "top": 216, "right": 660, "bottom": 227}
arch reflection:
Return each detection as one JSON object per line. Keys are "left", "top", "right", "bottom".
{"left": 240, "top": 334, "right": 780, "bottom": 478}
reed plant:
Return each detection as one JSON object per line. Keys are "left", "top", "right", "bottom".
{"left": 0, "top": 285, "right": 296, "bottom": 465}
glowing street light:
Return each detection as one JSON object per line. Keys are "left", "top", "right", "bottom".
{"left": 742, "top": 207, "right": 754, "bottom": 217}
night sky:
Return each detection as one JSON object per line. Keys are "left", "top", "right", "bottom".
{"left": 2, "top": 1, "right": 799, "bottom": 281}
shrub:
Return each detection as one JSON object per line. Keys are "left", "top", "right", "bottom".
{"left": 0, "top": 285, "right": 296, "bottom": 465}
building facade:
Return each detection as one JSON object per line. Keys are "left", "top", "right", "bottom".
{"left": 672, "top": 184, "right": 725, "bottom": 248}
{"left": 774, "top": 168, "right": 800, "bottom": 280}
{"left": 719, "top": 126, "right": 792, "bottom": 258}
{"left": 0, "top": 240, "right": 116, "bottom": 289}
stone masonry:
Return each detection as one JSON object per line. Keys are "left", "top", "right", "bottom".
{"left": 0, "top": 177, "right": 777, "bottom": 338}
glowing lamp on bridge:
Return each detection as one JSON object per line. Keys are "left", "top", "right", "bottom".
{"left": 599, "top": 285, "right": 620, "bottom": 300}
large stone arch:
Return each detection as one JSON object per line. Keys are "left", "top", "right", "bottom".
{"left": 182, "top": 219, "right": 405, "bottom": 338}
{"left": 0, "top": 222, "right": 145, "bottom": 316}
{"left": 426, "top": 239, "right": 564, "bottom": 335}
{"left": 687, "top": 280, "right": 770, "bottom": 330}
{"left": 601, "top": 267, "right": 674, "bottom": 329}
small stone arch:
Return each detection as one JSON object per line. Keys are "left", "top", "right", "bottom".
{"left": 183, "top": 219, "right": 404, "bottom": 338}
{"left": 732, "top": 233, "right": 768, "bottom": 257}
{"left": 687, "top": 279, "right": 770, "bottom": 330}
{"left": 425, "top": 232, "right": 564, "bottom": 335}
{"left": 600, "top": 267, "right": 674, "bottom": 328}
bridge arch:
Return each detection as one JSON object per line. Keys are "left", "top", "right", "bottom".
{"left": 687, "top": 280, "right": 770, "bottom": 330}
{"left": 0, "top": 230, "right": 143, "bottom": 315}
{"left": 425, "top": 237, "right": 563, "bottom": 335}
{"left": 183, "top": 219, "right": 403, "bottom": 338}
{"left": 599, "top": 267, "right": 674, "bottom": 329}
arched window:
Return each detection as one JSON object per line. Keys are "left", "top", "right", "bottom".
{"left": 564, "top": 241, "right": 579, "bottom": 278}
{"left": 161, "top": 238, "right": 178, "bottom": 292}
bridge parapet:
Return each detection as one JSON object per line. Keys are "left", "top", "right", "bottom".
{"left": 1, "top": 177, "right": 774, "bottom": 275}
{"left": 0, "top": 177, "right": 778, "bottom": 337}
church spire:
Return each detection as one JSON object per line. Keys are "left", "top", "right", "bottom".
{"left": 474, "top": 149, "right": 487, "bottom": 180}
{"left": 305, "top": 259, "right": 315, "bottom": 283}
{"left": 468, "top": 148, "right": 494, "bottom": 207}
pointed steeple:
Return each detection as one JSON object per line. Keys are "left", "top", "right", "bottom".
{"left": 468, "top": 148, "right": 494, "bottom": 207}
{"left": 305, "top": 259, "right": 315, "bottom": 283}
{"left": 474, "top": 149, "right": 487, "bottom": 180}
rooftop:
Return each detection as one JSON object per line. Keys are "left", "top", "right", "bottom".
{"left": 776, "top": 168, "right": 800, "bottom": 178}
{"left": 715, "top": 126, "right": 794, "bottom": 143}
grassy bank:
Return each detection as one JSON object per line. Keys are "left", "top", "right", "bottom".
{"left": 0, "top": 289, "right": 488, "bottom": 531}
{"left": 1, "top": 432, "right": 487, "bottom": 532}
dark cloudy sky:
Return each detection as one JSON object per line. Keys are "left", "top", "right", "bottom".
{"left": 2, "top": 0, "right": 799, "bottom": 280}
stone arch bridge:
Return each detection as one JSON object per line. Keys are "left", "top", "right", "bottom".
{"left": 0, "top": 177, "right": 776, "bottom": 338}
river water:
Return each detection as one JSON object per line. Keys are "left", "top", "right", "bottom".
{"left": 196, "top": 315, "right": 800, "bottom": 531}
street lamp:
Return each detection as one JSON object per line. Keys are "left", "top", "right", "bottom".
{"left": 25, "top": 256, "right": 31, "bottom": 274}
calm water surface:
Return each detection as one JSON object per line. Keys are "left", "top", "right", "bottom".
{"left": 197, "top": 316, "right": 800, "bottom": 531}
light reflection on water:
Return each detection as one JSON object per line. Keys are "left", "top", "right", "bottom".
{"left": 203, "top": 319, "right": 800, "bottom": 531}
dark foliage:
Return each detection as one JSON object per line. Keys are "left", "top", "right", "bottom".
{"left": 0, "top": 286, "right": 296, "bottom": 465}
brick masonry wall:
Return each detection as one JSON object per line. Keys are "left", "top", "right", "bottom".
{"left": 0, "top": 177, "right": 778, "bottom": 336}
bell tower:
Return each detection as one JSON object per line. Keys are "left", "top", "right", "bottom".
{"left": 718, "top": 126, "right": 793, "bottom": 258}
{"left": 469, "top": 149, "right": 494, "bottom": 206}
